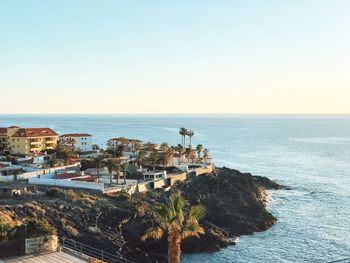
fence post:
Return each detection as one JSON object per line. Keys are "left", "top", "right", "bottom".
{"left": 101, "top": 250, "right": 104, "bottom": 261}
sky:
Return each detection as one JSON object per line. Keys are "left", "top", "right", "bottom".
{"left": 0, "top": 0, "right": 350, "bottom": 114}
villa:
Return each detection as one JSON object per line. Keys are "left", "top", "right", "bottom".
{"left": 59, "top": 133, "right": 93, "bottom": 152}
{"left": 0, "top": 126, "right": 58, "bottom": 155}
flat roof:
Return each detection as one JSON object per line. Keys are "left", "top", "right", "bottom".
{"left": 1, "top": 251, "right": 87, "bottom": 263}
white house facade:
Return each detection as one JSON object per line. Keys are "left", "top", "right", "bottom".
{"left": 59, "top": 133, "right": 92, "bottom": 152}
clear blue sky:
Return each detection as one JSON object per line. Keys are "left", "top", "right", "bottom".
{"left": 1, "top": 0, "right": 349, "bottom": 114}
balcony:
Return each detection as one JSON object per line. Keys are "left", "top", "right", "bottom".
{"left": 45, "top": 143, "right": 55, "bottom": 149}
{"left": 30, "top": 144, "right": 41, "bottom": 150}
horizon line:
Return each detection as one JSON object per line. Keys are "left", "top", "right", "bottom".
{"left": 1, "top": 113, "right": 350, "bottom": 116}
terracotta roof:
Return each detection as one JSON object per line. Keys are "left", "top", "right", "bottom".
{"left": 12, "top": 128, "right": 58, "bottom": 138}
{"left": 8, "top": 126, "right": 20, "bottom": 128}
{"left": 56, "top": 173, "right": 82, "bottom": 179}
{"left": 60, "top": 133, "right": 92, "bottom": 137}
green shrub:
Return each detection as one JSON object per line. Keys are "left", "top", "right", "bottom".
{"left": 46, "top": 187, "right": 63, "bottom": 198}
{"left": 24, "top": 218, "right": 57, "bottom": 238}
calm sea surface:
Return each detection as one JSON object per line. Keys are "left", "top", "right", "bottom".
{"left": 1, "top": 115, "right": 350, "bottom": 263}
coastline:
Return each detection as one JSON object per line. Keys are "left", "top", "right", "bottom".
{"left": 0, "top": 166, "right": 284, "bottom": 262}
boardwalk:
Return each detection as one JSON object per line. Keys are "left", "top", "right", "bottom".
{"left": 1, "top": 251, "right": 86, "bottom": 263}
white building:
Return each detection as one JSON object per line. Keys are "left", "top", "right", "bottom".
{"left": 59, "top": 133, "right": 93, "bottom": 152}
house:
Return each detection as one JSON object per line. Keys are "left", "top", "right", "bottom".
{"left": 0, "top": 126, "right": 58, "bottom": 155}
{"left": 59, "top": 133, "right": 93, "bottom": 152}
{"left": 107, "top": 137, "right": 142, "bottom": 161}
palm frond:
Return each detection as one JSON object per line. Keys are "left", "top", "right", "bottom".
{"left": 141, "top": 226, "right": 164, "bottom": 241}
{"left": 153, "top": 204, "right": 170, "bottom": 225}
{"left": 181, "top": 225, "right": 205, "bottom": 239}
{"left": 188, "top": 205, "right": 206, "bottom": 224}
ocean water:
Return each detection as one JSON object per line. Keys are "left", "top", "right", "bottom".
{"left": 1, "top": 114, "right": 350, "bottom": 263}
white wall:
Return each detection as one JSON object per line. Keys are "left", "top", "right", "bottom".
{"left": 29, "top": 177, "right": 104, "bottom": 191}
{"left": 75, "top": 136, "right": 92, "bottom": 152}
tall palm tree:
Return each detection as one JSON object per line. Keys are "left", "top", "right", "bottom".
{"left": 141, "top": 191, "right": 205, "bottom": 263}
{"left": 196, "top": 144, "right": 203, "bottom": 159}
{"left": 203, "top": 148, "right": 209, "bottom": 164}
{"left": 179, "top": 127, "right": 187, "bottom": 147}
{"left": 122, "top": 162, "right": 128, "bottom": 185}
{"left": 187, "top": 130, "right": 194, "bottom": 147}
{"left": 93, "top": 155, "right": 104, "bottom": 177}
{"left": 104, "top": 159, "right": 116, "bottom": 185}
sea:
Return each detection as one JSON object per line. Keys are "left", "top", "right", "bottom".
{"left": 1, "top": 114, "right": 349, "bottom": 263}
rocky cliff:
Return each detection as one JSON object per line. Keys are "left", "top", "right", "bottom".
{"left": 0, "top": 167, "right": 284, "bottom": 262}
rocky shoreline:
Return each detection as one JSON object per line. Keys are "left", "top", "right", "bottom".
{"left": 0, "top": 167, "right": 284, "bottom": 262}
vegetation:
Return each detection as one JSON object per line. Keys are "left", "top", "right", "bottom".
{"left": 0, "top": 218, "right": 16, "bottom": 241}
{"left": 178, "top": 127, "right": 188, "bottom": 148}
{"left": 149, "top": 150, "right": 159, "bottom": 171}
{"left": 24, "top": 218, "right": 57, "bottom": 238}
{"left": 55, "top": 142, "right": 75, "bottom": 164}
{"left": 104, "top": 158, "right": 117, "bottom": 184}
{"left": 93, "top": 155, "right": 105, "bottom": 176}
{"left": 122, "top": 162, "right": 128, "bottom": 185}
{"left": 187, "top": 130, "right": 194, "bottom": 147}
{"left": 141, "top": 191, "right": 205, "bottom": 263}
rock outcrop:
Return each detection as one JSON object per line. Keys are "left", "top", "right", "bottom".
{"left": 0, "top": 167, "right": 284, "bottom": 262}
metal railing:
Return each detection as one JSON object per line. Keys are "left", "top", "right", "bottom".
{"left": 61, "top": 237, "right": 134, "bottom": 263}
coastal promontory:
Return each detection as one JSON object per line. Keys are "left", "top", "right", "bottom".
{"left": 0, "top": 167, "right": 283, "bottom": 262}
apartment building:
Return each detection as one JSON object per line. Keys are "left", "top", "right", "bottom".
{"left": 0, "top": 126, "right": 58, "bottom": 155}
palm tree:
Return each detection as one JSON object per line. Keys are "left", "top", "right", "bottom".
{"left": 185, "top": 147, "right": 192, "bottom": 163}
{"left": 187, "top": 130, "right": 194, "bottom": 147}
{"left": 161, "top": 150, "right": 175, "bottom": 170}
{"left": 141, "top": 191, "right": 205, "bottom": 263}
{"left": 203, "top": 148, "right": 209, "bottom": 164}
{"left": 122, "top": 162, "right": 128, "bottom": 185}
{"left": 115, "top": 160, "right": 121, "bottom": 184}
{"left": 177, "top": 144, "right": 185, "bottom": 164}
{"left": 160, "top": 142, "right": 170, "bottom": 152}
{"left": 149, "top": 150, "right": 159, "bottom": 171}
{"left": 137, "top": 150, "right": 145, "bottom": 169}
{"left": 179, "top": 127, "right": 188, "bottom": 148}
{"left": 48, "top": 154, "right": 57, "bottom": 168}
{"left": 189, "top": 149, "right": 196, "bottom": 164}
{"left": 93, "top": 155, "right": 104, "bottom": 177}
{"left": 196, "top": 144, "right": 203, "bottom": 159}
{"left": 104, "top": 159, "right": 116, "bottom": 185}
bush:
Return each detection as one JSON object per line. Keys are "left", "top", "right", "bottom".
{"left": 65, "top": 225, "right": 79, "bottom": 237}
{"left": 24, "top": 218, "right": 57, "bottom": 238}
{"left": 0, "top": 219, "right": 16, "bottom": 241}
{"left": 46, "top": 187, "right": 63, "bottom": 198}
{"left": 80, "top": 159, "right": 96, "bottom": 171}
